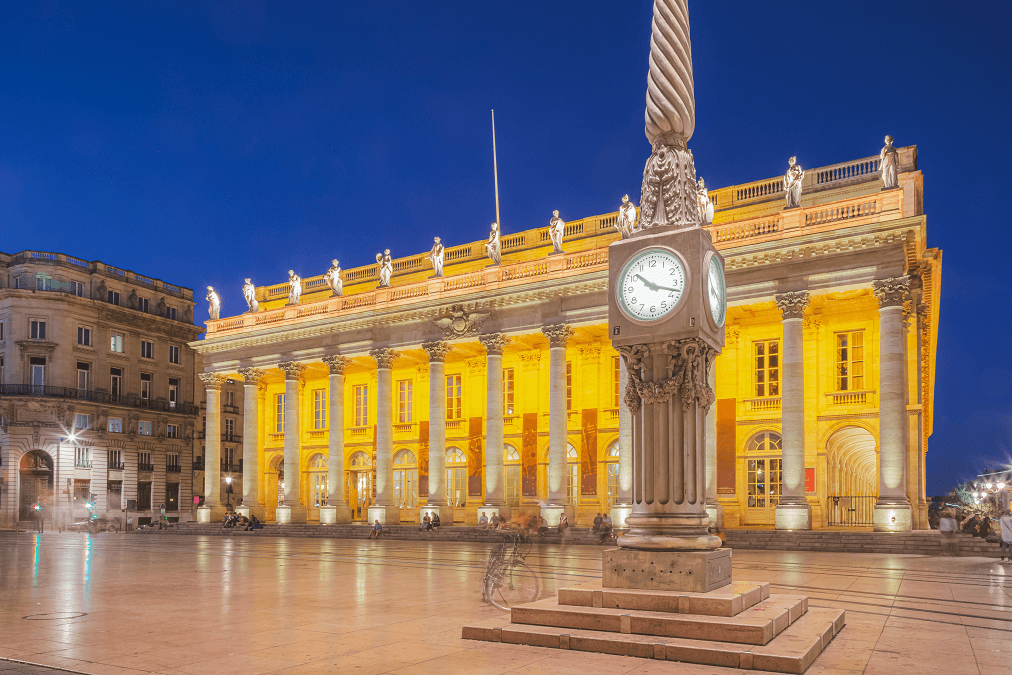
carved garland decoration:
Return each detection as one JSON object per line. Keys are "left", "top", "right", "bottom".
{"left": 618, "top": 339, "right": 716, "bottom": 415}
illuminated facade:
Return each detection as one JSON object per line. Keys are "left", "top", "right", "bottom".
{"left": 193, "top": 144, "right": 940, "bottom": 530}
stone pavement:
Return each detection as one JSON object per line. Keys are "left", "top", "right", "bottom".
{"left": 0, "top": 532, "right": 1009, "bottom": 674}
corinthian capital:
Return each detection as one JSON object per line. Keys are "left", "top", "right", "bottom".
{"left": 199, "top": 373, "right": 228, "bottom": 391}
{"left": 421, "top": 341, "right": 451, "bottom": 363}
{"left": 237, "top": 367, "right": 265, "bottom": 385}
{"left": 369, "top": 348, "right": 399, "bottom": 369}
{"left": 478, "top": 333, "right": 510, "bottom": 356}
{"left": 541, "top": 324, "right": 573, "bottom": 348}
{"left": 774, "top": 291, "right": 810, "bottom": 321}
{"left": 872, "top": 276, "right": 910, "bottom": 308}
{"left": 278, "top": 361, "right": 306, "bottom": 381}
{"left": 321, "top": 355, "right": 347, "bottom": 375}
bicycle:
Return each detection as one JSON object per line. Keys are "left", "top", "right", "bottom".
{"left": 482, "top": 531, "right": 540, "bottom": 611}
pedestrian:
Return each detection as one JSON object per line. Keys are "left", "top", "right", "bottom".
{"left": 592, "top": 513, "right": 602, "bottom": 534}
{"left": 939, "top": 508, "right": 957, "bottom": 556}
{"left": 599, "top": 514, "right": 613, "bottom": 544}
{"left": 369, "top": 519, "right": 383, "bottom": 539}
{"left": 431, "top": 512, "right": 441, "bottom": 530}
{"left": 557, "top": 513, "right": 569, "bottom": 537}
{"left": 1000, "top": 511, "right": 1012, "bottom": 561}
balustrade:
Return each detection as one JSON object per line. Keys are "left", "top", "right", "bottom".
{"left": 744, "top": 397, "right": 782, "bottom": 412}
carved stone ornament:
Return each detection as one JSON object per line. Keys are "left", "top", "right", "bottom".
{"left": 616, "top": 195, "right": 637, "bottom": 239}
{"left": 872, "top": 276, "right": 910, "bottom": 308}
{"left": 369, "top": 348, "right": 399, "bottom": 369}
{"left": 478, "top": 333, "right": 510, "bottom": 356}
{"left": 784, "top": 156, "right": 805, "bottom": 209}
{"left": 541, "top": 324, "right": 573, "bottom": 348}
{"left": 618, "top": 340, "right": 716, "bottom": 415}
{"left": 199, "top": 372, "right": 229, "bottom": 390}
{"left": 433, "top": 304, "right": 490, "bottom": 339}
{"left": 278, "top": 361, "right": 307, "bottom": 381}
{"left": 519, "top": 350, "right": 541, "bottom": 367}
{"left": 422, "top": 341, "right": 452, "bottom": 363}
{"left": 880, "top": 135, "right": 899, "bottom": 190}
{"left": 321, "top": 355, "right": 347, "bottom": 375}
{"left": 238, "top": 367, "right": 266, "bottom": 385}
{"left": 243, "top": 279, "right": 259, "bottom": 312}
{"left": 725, "top": 325, "right": 740, "bottom": 348}
{"left": 640, "top": 136, "right": 700, "bottom": 230}
{"left": 466, "top": 357, "right": 487, "bottom": 375}
{"left": 774, "top": 291, "right": 811, "bottom": 321}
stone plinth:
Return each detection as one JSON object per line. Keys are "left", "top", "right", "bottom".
{"left": 872, "top": 503, "right": 911, "bottom": 532}
{"left": 603, "top": 548, "right": 732, "bottom": 593}
{"left": 368, "top": 505, "right": 400, "bottom": 525}
{"left": 418, "top": 505, "right": 450, "bottom": 527}
{"left": 318, "top": 505, "right": 352, "bottom": 525}
{"left": 541, "top": 504, "right": 565, "bottom": 527}
{"left": 196, "top": 504, "right": 225, "bottom": 523}
{"left": 774, "top": 504, "right": 812, "bottom": 531}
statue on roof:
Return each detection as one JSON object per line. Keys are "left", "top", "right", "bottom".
{"left": 324, "top": 260, "right": 343, "bottom": 296}
{"left": 485, "top": 222, "right": 502, "bottom": 265}
{"left": 206, "top": 286, "right": 221, "bottom": 320}
{"left": 427, "top": 237, "right": 445, "bottom": 277}
{"left": 243, "top": 278, "right": 258, "bottom": 313}
{"left": 880, "top": 135, "right": 899, "bottom": 190}
{"left": 377, "top": 249, "right": 393, "bottom": 287}
{"left": 287, "top": 270, "right": 302, "bottom": 305}
{"left": 616, "top": 195, "right": 637, "bottom": 239}
{"left": 784, "top": 156, "right": 804, "bottom": 209}
{"left": 549, "top": 210, "right": 565, "bottom": 254}
{"left": 696, "top": 178, "right": 714, "bottom": 225}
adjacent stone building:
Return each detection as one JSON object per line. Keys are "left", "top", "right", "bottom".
{"left": 0, "top": 252, "right": 202, "bottom": 529}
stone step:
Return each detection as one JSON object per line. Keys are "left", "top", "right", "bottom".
{"left": 509, "top": 593, "right": 807, "bottom": 646}
{"left": 558, "top": 581, "right": 770, "bottom": 617}
{"left": 463, "top": 606, "right": 845, "bottom": 674}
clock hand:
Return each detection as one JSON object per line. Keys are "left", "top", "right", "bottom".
{"left": 634, "top": 274, "right": 661, "bottom": 292}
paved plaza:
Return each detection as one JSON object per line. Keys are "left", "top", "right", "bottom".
{"left": 0, "top": 533, "right": 1009, "bottom": 674}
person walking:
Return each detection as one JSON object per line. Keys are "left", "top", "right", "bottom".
{"left": 1000, "top": 511, "right": 1012, "bottom": 561}
{"left": 939, "top": 508, "right": 958, "bottom": 556}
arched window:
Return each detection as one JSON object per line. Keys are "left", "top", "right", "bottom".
{"left": 745, "top": 431, "right": 782, "bottom": 515}
{"left": 505, "top": 445, "right": 520, "bottom": 508}
{"left": 566, "top": 443, "right": 579, "bottom": 506}
{"left": 349, "top": 451, "right": 371, "bottom": 467}
{"left": 747, "top": 431, "right": 782, "bottom": 454}
{"left": 347, "top": 451, "right": 372, "bottom": 520}
{"left": 308, "top": 453, "right": 328, "bottom": 507}
{"left": 605, "top": 441, "right": 620, "bottom": 507}
{"left": 446, "top": 446, "right": 467, "bottom": 507}
{"left": 393, "top": 449, "right": 417, "bottom": 509}
{"left": 505, "top": 446, "right": 519, "bottom": 462}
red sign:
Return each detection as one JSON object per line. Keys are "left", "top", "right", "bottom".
{"left": 805, "top": 467, "right": 816, "bottom": 493}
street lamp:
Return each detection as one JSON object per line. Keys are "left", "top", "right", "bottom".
{"left": 225, "top": 476, "right": 233, "bottom": 506}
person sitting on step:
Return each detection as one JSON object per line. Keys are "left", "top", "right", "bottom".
{"left": 369, "top": 519, "right": 383, "bottom": 539}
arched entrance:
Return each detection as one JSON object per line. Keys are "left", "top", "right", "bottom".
{"left": 265, "top": 454, "right": 283, "bottom": 521}
{"left": 19, "top": 451, "right": 54, "bottom": 521}
{"left": 743, "top": 431, "right": 783, "bottom": 526}
{"left": 307, "top": 454, "right": 328, "bottom": 521}
{"left": 605, "top": 441, "right": 620, "bottom": 509}
{"left": 505, "top": 445, "right": 520, "bottom": 509}
{"left": 826, "top": 426, "right": 878, "bottom": 526}
{"left": 393, "top": 449, "right": 417, "bottom": 510}
{"left": 347, "top": 451, "right": 372, "bottom": 520}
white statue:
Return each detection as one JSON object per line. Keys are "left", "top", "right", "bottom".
{"left": 426, "top": 237, "right": 445, "bottom": 277}
{"left": 616, "top": 194, "right": 637, "bottom": 239}
{"left": 784, "top": 156, "right": 804, "bottom": 208}
{"left": 880, "top": 135, "right": 899, "bottom": 189}
{"left": 287, "top": 270, "right": 302, "bottom": 305}
{"left": 242, "top": 278, "right": 258, "bottom": 313}
{"left": 206, "top": 286, "right": 220, "bottom": 320}
{"left": 377, "top": 249, "right": 393, "bottom": 287}
{"left": 548, "top": 210, "right": 565, "bottom": 254}
{"left": 485, "top": 222, "right": 502, "bottom": 265}
{"left": 696, "top": 178, "right": 714, "bottom": 225}
{"left": 324, "top": 260, "right": 343, "bottom": 296}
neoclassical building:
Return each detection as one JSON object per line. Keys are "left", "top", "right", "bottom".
{"left": 193, "top": 143, "right": 940, "bottom": 531}
{"left": 0, "top": 252, "right": 202, "bottom": 529}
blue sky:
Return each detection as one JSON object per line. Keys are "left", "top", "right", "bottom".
{"left": 2, "top": 1, "right": 1009, "bottom": 494}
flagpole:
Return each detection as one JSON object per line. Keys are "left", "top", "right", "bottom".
{"left": 492, "top": 109, "right": 501, "bottom": 228}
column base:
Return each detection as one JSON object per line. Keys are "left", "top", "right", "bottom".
{"left": 774, "top": 502, "right": 812, "bottom": 530}
{"left": 873, "top": 502, "right": 911, "bottom": 532}
{"left": 476, "top": 503, "right": 508, "bottom": 524}
{"left": 418, "top": 504, "right": 451, "bottom": 527}
{"left": 541, "top": 504, "right": 566, "bottom": 527}
{"left": 618, "top": 513, "right": 721, "bottom": 551}
{"left": 235, "top": 504, "right": 266, "bottom": 521}
{"left": 196, "top": 505, "right": 227, "bottom": 523}
{"left": 610, "top": 504, "right": 633, "bottom": 529}
{"left": 319, "top": 504, "right": 353, "bottom": 524}
{"left": 602, "top": 547, "right": 732, "bottom": 593}
{"left": 368, "top": 505, "right": 400, "bottom": 525}
{"left": 705, "top": 503, "right": 723, "bottom": 529}
{"left": 275, "top": 504, "right": 308, "bottom": 524}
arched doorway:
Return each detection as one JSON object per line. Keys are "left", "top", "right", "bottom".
{"left": 307, "top": 454, "right": 328, "bottom": 521}
{"left": 347, "top": 451, "right": 372, "bottom": 520}
{"left": 605, "top": 441, "right": 620, "bottom": 508}
{"left": 446, "top": 447, "right": 467, "bottom": 508}
{"left": 826, "top": 426, "right": 878, "bottom": 526}
{"left": 566, "top": 443, "right": 579, "bottom": 507}
{"left": 393, "top": 449, "right": 417, "bottom": 510}
{"left": 266, "top": 454, "right": 284, "bottom": 521}
{"left": 505, "top": 445, "right": 520, "bottom": 509}
{"left": 743, "top": 431, "right": 783, "bottom": 526}
{"left": 19, "top": 451, "right": 54, "bottom": 521}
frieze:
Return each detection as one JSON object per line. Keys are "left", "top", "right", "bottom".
{"left": 433, "top": 304, "right": 490, "bottom": 339}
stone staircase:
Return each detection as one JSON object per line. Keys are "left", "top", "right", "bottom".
{"left": 463, "top": 581, "right": 844, "bottom": 674}
{"left": 724, "top": 529, "right": 1002, "bottom": 557}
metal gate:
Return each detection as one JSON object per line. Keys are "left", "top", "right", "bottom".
{"left": 827, "top": 495, "right": 876, "bottom": 526}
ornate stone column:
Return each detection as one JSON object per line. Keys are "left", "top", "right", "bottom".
{"left": 236, "top": 367, "right": 265, "bottom": 521}
{"left": 479, "top": 333, "right": 509, "bottom": 519}
{"left": 196, "top": 373, "right": 228, "bottom": 523}
{"left": 704, "top": 360, "right": 720, "bottom": 527}
{"left": 369, "top": 348, "right": 399, "bottom": 524}
{"left": 276, "top": 361, "right": 307, "bottom": 523}
{"left": 541, "top": 324, "right": 572, "bottom": 525}
{"left": 610, "top": 356, "right": 633, "bottom": 528}
{"left": 320, "top": 356, "right": 352, "bottom": 524}
{"left": 421, "top": 341, "right": 451, "bottom": 524}
{"left": 774, "top": 291, "right": 812, "bottom": 530}
{"left": 873, "top": 277, "right": 912, "bottom": 531}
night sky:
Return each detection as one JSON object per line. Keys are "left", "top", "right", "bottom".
{"left": 2, "top": 1, "right": 1009, "bottom": 495}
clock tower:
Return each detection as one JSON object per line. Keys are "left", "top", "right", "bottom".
{"left": 604, "top": 0, "right": 729, "bottom": 592}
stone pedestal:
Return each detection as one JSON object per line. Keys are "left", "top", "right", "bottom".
{"left": 774, "top": 503, "right": 812, "bottom": 531}
{"left": 541, "top": 504, "right": 565, "bottom": 528}
{"left": 275, "top": 505, "right": 292, "bottom": 524}
{"left": 418, "top": 504, "right": 450, "bottom": 527}
{"left": 235, "top": 504, "right": 266, "bottom": 521}
{"left": 610, "top": 503, "right": 632, "bottom": 530}
{"left": 319, "top": 504, "right": 352, "bottom": 524}
{"left": 873, "top": 503, "right": 911, "bottom": 532}
{"left": 602, "top": 548, "right": 732, "bottom": 593}
{"left": 196, "top": 504, "right": 225, "bottom": 523}
{"left": 368, "top": 504, "right": 399, "bottom": 525}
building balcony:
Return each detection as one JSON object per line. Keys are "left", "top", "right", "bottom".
{"left": 220, "top": 460, "right": 243, "bottom": 473}
{"left": 108, "top": 461, "right": 125, "bottom": 470}
{"left": 825, "top": 390, "right": 876, "bottom": 406}
{"left": 166, "top": 464, "right": 181, "bottom": 473}
{"left": 74, "top": 460, "right": 92, "bottom": 469}
{"left": 222, "top": 404, "right": 240, "bottom": 414}
{"left": 0, "top": 384, "right": 199, "bottom": 416}
{"left": 138, "top": 463, "right": 154, "bottom": 472}
{"left": 222, "top": 433, "right": 241, "bottom": 443}
{"left": 349, "top": 426, "right": 371, "bottom": 438}
{"left": 307, "top": 429, "right": 327, "bottom": 442}
{"left": 743, "top": 397, "right": 782, "bottom": 413}
{"left": 393, "top": 421, "right": 415, "bottom": 436}
{"left": 192, "top": 457, "right": 205, "bottom": 471}
{"left": 445, "top": 419, "right": 464, "bottom": 435}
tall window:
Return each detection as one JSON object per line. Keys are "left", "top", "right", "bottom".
{"left": 138, "top": 297, "right": 149, "bottom": 313}
{"left": 166, "top": 307, "right": 177, "bottom": 320}
{"left": 309, "top": 455, "right": 328, "bottom": 506}
{"left": 393, "top": 450, "right": 417, "bottom": 508}
{"left": 566, "top": 445, "right": 579, "bottom": 505}
{"left": 354, "top": 385, "right": 369, "bottom": 426}
{"left": 75, "top": 446, "right": 91, "bottom": 468}
{"left": 168, "top": 344, "right": 180, "bottom": 364}
{"left": 108, "top": 418, "right": 123, "bottom": 433}
{"left": 754, "top": 340, "right": 780, "bottom": 397}
{"left": 314, "top": 389, "right": 327, "bottom": 429}
{"left": 107, "top": 290, "right": 120, "bottom": 305}
{"left": 836, "top": 331, "right": 865, "bottom": 391}
{"left": 77, "top": 326, "right": 91, "bottom": 346}
{"left": 224, "top": 418, "right": 235, "bottom": 440}
{"left": 612, "top": 356, "right": 621, "bottom": 408}
{"left": 566, "top": 362, "right": 573, "bottom": 411}
{"left": 505, "top": 446, "right": 520, "bottom": 508}
{"left": 503, "top": 368, "right": 515, "bottom": 416}
{"left": 606, "top": 443, "right": 620, "bottom": 507}
{"left": 445, "top": 447, "right": 467, "bottom": 507}
{"left": 166, "top": 424, "right": 179, "bottom": 439}
{"left": 138, "top": 420, "right": 152, "bottom": 436}
{"left": 446, "top": 374, "right": 462, "bottom": 420}
{"left": 110, "top": 367, "right": 123, "bottom": 400}
{"left": 138, "top": 452, "right": 152, "bottom": 469}
{"left": 746, "top": 431, "right": 783, "bottom": 510}
{"left": 110, "top": 333, "right": 124, "bottom": 353}
{"left": 30, "top": 319, "right": 46, "bottom": 340}
{"left": 275, "top": 393, "right": 285, "bottom": 432}
{"left": 70, "top": 280, "right": 85, "bottom": 296}
{"left": 29, "top": 357, "right": 46, "bottom": 387}
{"left": 397, "top": 380, "right": 413, "bottom": 423}
{"left": 167, "top": 378, "right": 178, "bottom": 409}
{"left": 74, "top": 414, "right": 90, "bottom": 431}
{"left": 140, "top": 373, "right": 151, "bottom": 401}
{"left": 76, "top": 362, "right": 90, "bottom": 391}
{"left": 140, "top": 340, "right": 153, "bottom": 359}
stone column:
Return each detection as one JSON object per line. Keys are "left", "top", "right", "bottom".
{"left": 196, "top": 373, "right": 228, "bottom": 523}
{"left": 541, "top": 324, "right": 572, "bottom": 525}
{"left": 479, "top": 333, "right": 509, "bottom": 519}
{"left": 236, "top": 368, "right": 265, "bottom": 521}
{"left": 704, "top": 361, "right": 720, "bottom": 527}
{"left": 369, "top": 348, "right": 399, "bottom": 524}
{"left": 610, "top": 356, "right": 633, "bottom": 528}
{"left": 320, "top": 356, "right": 352, "bottom": 524}
{"left": 421, "top": 342, "right": 451, "bottom": 525}
{"left": 276, "top": 361, "right": 307, "bottom": 524}
{"left": 873, "top": 277, "right": 912, "bottom": 531}
{"left": 774, "top": 291, "right": 812, "bottom": 530}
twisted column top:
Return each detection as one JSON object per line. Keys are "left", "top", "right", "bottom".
{"left": 775, "top": 291, "right": 811, "bottom": 321}
{"left": 541, "top": 324, "right": 573, "bottom": 348}
{"left": 645, "top": 0, "right": 695, "bottom": 145}
{"left": 872, "top": 276, "right": 910, "bottom": 308}
{"left": 199, "top": 372, "right": 228, "bottom": 391}
{"left": 369, "top": 347, "right": 399, "bottom": 369}
{"left": 322, "top": 355, "right": 347, "bottom": 375}
{"left": 422, "top": 341, "right": 452, "bottom": 363}
{"left": 237, "top": 367, "right": 265, "bottom": 385}
{"left": 478, "top": 333, "right": 510, "bottom": 356}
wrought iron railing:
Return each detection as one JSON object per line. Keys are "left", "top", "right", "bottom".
{"left": 220, "top": 461, "right": 242, "bottom": 473}
{"left": 138, "top": 463, "right": 155, "bottom": 472}
{"left": 192, "top": 458, "right": 205, "bottom": 471}
{"left": 166, "top": 464, "right": 181, "bottom": 473}
{"left": 826, "top": 495, "right": 877, "bottom": 527}
{"left": 108, "top": 461, "right": 125, "bottom": 470}
{"left": 0, "top": 385, "right": 199, "bottom": 415}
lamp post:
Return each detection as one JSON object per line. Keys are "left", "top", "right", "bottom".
{"left": 225, "top": 476, "right": 233, "bottom": 506}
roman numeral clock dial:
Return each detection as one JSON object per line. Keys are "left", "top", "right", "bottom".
{"left": 617, "top": 248, "right": 687, "bottom": 322}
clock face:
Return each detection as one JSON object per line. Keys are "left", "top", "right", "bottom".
{"left": 617, "top": 248, "right": 687, "bottom": 322}
{"left": 706, "top": 253, "right": 727, "bottom": 328}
